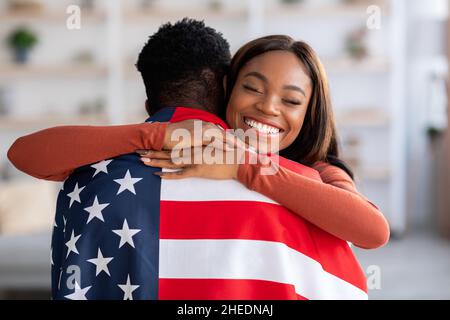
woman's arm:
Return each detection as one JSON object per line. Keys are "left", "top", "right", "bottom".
{"left": 237, "top": 160, "right": 390, "bottom": 249}
{"left": 7, "top": 122, "right": 168, "bottom": 181}
{"left": 140, "top": 148, "right": 390, "bottom": 249}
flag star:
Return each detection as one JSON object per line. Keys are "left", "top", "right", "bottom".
{"left": 64, "top": 282, "right": 91, "bottom": 300}
{"left": 84, "top": 196, "right": 109, "bottom": 223}
{"left": 112, "top": 219, "right": 141, "bottom": 248}
{"left": 63, "top": 215, "right": 67, "bottom": 234}
{"left": 53, "top": 219, "right": 58, "bottom": 228}
{"left": 118, "top": 275, "right": 139, "bottom": 300}
{"left": 50, "top": 248, "right": 54, "bottom": 266}
{"left": 114, "top": 170, "right": 142, "bottom": 195}
{"left": 87, "top": 248, "right": 113, "bottom": 276}
{"left": 67, "top": 183, "right": 85, "bottom": 208}
{"left": 91, "top": 159, "right": 112, "bottom": 177}
{"left": 65, "top": 230, "right": 81, "bottom": 258}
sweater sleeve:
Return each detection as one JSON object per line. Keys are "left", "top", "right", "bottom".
{"left": 237, "top": 160, "right": 390, "bottom": 249}
{"left": 7, "top": 122, "right": 168, "bottom": 181}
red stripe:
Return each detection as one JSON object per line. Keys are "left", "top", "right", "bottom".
{"left": 160, "top": 201, "right": 367, "bottom": 293}
{"left": 158, "top": 279, "right": 307, "bottom": 300}
{"left": 170, "top": 107, "right": 229, "bottom": 129}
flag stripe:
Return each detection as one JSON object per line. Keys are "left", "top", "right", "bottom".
{"left": 158, "top": 279, "right": 307, "bottom": 300}
{"left": 159, "top": 239, "right": 368, "bottom": 300}
{"left": 160, "top": 176, "right": 278, "bottom": 204}
{"left": 160, "top": 200, "right": 367, "bottom": 293}
{"left": 171, "top": 107, "right": 229, "bottom": 129}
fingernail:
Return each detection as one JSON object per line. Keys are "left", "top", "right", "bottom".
{"left": 141, "top": 157, "right": 151, "bottom": 163}
{"left": 136, "top": 149, "right": 149, "bottom": 155}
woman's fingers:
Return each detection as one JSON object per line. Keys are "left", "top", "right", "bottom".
{"left": 138, "top": 150, "right": 172, "bottom": 160}
{"left": 164, "top": 120, "right": 249, "bottom": 151}
{"left": 140, "top": 157, "right": 186, "bottom": 169}
{"left": 138, "top": 143, "right": 246, "bottom": 168}
{"left": 153, "top": 167, "right": 197, "bottom": 179}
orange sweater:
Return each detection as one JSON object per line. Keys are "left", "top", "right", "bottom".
{"left": 7, "top": 122, "right": 389, "bottom": 249}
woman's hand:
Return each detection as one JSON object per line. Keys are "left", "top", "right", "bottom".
{"left": 139, "top": 147, "right": 241, "bottom": 180}
{"left": 155, "top": 119, "right": 246, "bottom": 151}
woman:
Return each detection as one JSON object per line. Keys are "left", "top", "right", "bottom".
{"left": 8, "top": 35, "right": 389, "bottom": 249}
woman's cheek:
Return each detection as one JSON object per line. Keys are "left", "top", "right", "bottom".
{"left": 281, "top": 119, "right": 303, "bottom": 149}
{"left": 225, "top": 101, "right": 238, "bottom": 128}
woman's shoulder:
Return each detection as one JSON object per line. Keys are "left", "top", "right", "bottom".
{"left": 312, "top": 161, "right": 356, "bottom": 192}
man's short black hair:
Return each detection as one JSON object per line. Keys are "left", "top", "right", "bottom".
{"left": 136, "top": 18, "right": 231, "bottom": 115}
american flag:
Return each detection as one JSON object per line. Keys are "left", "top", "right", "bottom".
{"left": 51, "top": 107, "right": 368, "bottom": 300}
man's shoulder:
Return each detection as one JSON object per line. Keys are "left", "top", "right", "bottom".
{"left": 58, "top": 154, "right": 160, "bottom": 209}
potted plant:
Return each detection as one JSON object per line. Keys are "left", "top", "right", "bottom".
{"left": 7, "top": 26, "right": 38, "bottom": 64}
{"left": 345, "top": 27, "right": 368, "bottom": 60}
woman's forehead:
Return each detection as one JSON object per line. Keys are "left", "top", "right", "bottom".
{"left": 239, "top": 51, "right": 312, "bottom": 88}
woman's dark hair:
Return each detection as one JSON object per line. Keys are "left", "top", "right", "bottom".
{"left": 224, "top": 35, "right": 354, "bottom": 179}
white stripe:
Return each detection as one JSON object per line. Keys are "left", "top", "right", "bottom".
{"left": 160, "top": 174, "right": 278, "bottom": 204}
{"left": 159, "top": 239, "right": 368, "bottom": 300}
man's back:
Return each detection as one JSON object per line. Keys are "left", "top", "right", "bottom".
{"left": 52, "top": 143, "right": 162, "bottom": 299}
{"left": 51, "top": 107, "right": 228, "bottom": 300}
{"left": 52, "top": 107, "right": 367, "bottom": 300}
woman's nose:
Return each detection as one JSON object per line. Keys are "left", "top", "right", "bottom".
{"left": 255, "top": 97, "right": 281, "bottom": 116}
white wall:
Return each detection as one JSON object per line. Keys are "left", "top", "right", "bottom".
{"left": 405, "top": 0, "right": 448, "bottom": 230}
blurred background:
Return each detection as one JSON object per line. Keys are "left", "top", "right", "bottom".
{"left": 0, "top": 0, "right": 449, "bottom": 299}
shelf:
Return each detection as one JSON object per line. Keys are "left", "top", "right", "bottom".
{"left": 337, "top": 112, "right": 390, "bottom": 128}
{"left": 0, "top": 10, "right": 106, "bottom": 23}
{"left": 0, "top": 115, "right": 109, "bottom": 130}
{"left": 265, "top": 2, "right": 389, "bottom": 18}
{"left": 0, "top": 65, "right": 108, "bottom": 78}
{"left": 124, "top": 57, "right": 390, "bottom": 80}
{"left": 123, "top": 7, "right": 247, "bottom": 22}
{"left": 323, "top": 57, "right": 390, "bottom": 74}
{"left": 0, "top": 2, "right": 389, "bottom": 22}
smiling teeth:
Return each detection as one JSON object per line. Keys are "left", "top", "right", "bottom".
{"left": 244, "top": 118, "right": 280, "bottom": 134}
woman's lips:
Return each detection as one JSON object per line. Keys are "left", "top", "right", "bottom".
{"left": 243, "top": 116, "right": 284, "bottom": 135}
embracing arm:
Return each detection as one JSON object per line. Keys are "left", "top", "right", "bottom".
{"left": 7, "top": 122, "right": 168, "bottom": 181}
{"left": 237, "top": 161, "right": 390, "bottom": 249}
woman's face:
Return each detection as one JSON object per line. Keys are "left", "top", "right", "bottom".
{"left": 226, "top": 50, "right": 312, "bottom": 152}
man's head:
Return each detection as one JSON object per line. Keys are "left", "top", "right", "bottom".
{"left": 136, "top": 18, "right": 231, "bottom": 116}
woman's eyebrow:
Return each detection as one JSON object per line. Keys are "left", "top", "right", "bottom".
{"left": 244, "top": 71, "right": 267, "bottom": 83}
{"left": 244, "top": 71, "right": 306, "bottom": 97}
{"left": 283, "top": 85, "right": 306, "bottom": 97}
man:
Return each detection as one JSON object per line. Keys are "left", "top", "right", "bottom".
{"left": 50, "top": 18, "right": 232, "bottom": 300}
{"left": 8, "top": 19, "right": 368, "bottom": 300}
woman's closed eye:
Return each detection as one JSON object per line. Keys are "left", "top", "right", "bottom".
{"left": 243, "top": 84, "right": 263, "bottom": 94}
{"left": 282, "top": 98, "right": 302, "bottom": 106}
